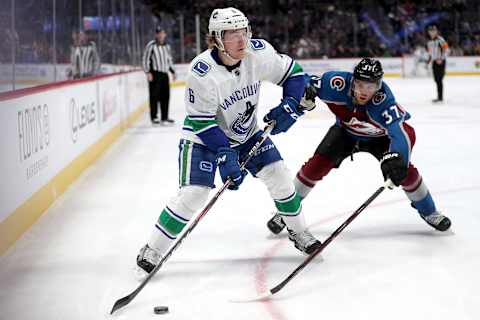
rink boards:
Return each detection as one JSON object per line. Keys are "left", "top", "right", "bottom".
{"left": 171, "top": 55, "right": 480, "bottom": 83}
{"left": 2, "top": 56, "right": 478, "bottom": 93}
{"left": 0, "top": 71, "right": 148, "bottom": 255}
{"left": 0, "top": 55, "right": 478, "bottom": 255}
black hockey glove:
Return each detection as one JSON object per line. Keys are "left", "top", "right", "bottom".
{"left": 380, "top": 152, "right": 407, "bottom": 186}
{"left": 299, "top": 75, "right": 320, "bottom": 111}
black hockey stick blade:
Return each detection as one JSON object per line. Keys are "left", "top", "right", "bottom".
{"left": 111, "top": 253, "right": 166, "bottom": 314}
{"left": 110, "top": 294, "right": 134, "bottom": 314}
{"left": 232, "top": 180, "right": 393, "bottom": 303}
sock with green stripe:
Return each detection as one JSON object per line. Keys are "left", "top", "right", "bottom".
{"left": 147, "top": 186, "right": 210, "bottom": 254}
{"left": 274, "top": 191, "right": 307, "bottom": 232}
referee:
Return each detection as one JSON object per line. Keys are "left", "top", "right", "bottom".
{"left": 142, "top": 26, "right": 176, "bottom": 125}
{"left": 427, "top": 25, "right": 449, "bottom": 103}
{"left": 70, "top": 30, "right": 100, "bottom": 79}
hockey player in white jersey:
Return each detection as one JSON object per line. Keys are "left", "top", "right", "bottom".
{"left": 136, "top": 7, "right": 321, "bottom": 275}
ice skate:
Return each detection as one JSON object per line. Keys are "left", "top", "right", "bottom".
{"left": 287, "top": 228, "right": 322, "bottom": 254}
{"left": 267, "top": 212, "right": 286, "bottom": 235}
{"left": 135, "top": 244, "right": 162, "bottom": 278}
{"left": 420, "top": 211, "right": 451, "bottom": 231}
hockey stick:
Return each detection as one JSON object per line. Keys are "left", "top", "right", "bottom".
{"left": 110, "top": 122, "right": 275, "bottom": 314}
{"left": 235, "top": 179, "right": 394, "bottom": 302}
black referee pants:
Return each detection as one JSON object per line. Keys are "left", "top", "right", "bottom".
{"left": 432, "top": 60, "right": 446, "bottom": 101}
{"left": 148, "top": 71, "right": 170, "bottom": 121}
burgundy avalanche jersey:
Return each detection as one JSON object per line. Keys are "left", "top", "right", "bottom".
{"left": 310, "top": 71, "right": 413, "bottom": 162}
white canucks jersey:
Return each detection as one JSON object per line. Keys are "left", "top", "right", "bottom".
{"left": 182, "top": 39, "right": 303, "bottom": 146}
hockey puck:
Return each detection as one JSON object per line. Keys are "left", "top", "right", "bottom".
{"left": 153, "top": 306, "right": 169, "bottom": 314}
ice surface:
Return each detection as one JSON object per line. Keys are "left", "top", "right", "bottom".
{"left": 0, "top": 77, "right": 479, "bottom": 320}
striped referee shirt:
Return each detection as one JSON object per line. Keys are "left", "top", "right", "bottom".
{"left": 427, "top": 36, "right": 449, "bottom": 61}
{"left": 142, "top": 40, "right": 175, "bottom": 74}
{"left": 70, "top": 42, "right": 100, "bottom": 77}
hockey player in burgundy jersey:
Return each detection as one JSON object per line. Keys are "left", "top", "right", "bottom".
{"left": 267, "top": 58, "right": 451, "bottom": 235}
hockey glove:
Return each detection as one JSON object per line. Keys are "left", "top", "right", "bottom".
{"left": 216, "top": 147, "right": 247, "bottom": 190}
{"left": 263, "top": 96, "right": 304, "bottom": 135}
{"left": 380, "top": 152, "right": 408, "bottom": 186}
{"left": 299, "top": 75, "right": 320, "bottom": 111}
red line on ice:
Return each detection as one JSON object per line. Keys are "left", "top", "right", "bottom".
{"left": 254, "top": 185, "right": 479, "bottom": 320}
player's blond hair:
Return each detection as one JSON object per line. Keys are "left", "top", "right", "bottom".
{"left": 206, "top": 34, "right": 218, "bottom": 49}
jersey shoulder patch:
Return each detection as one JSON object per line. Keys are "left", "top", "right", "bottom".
{"left": 192, "top": 60, "right": 211, "bottom": 77}
{"left": 372, "top": 91, "right": 387, "bottom": 105}
{"left": 250, "top": 39, "right": 266, "bottom": 50}
{"left": 371, "top": 82, "right": 396, "bottom": 107}
{"left": 328, "top": 74, "right": 347, "bottom": 92}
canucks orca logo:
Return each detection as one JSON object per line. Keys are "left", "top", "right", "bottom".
{"left": 250, "top": 39, "right": 265, "bottom": 50}
{"left": 231, "top": 101, "right": 256, "bottom": 135}
{"left": 192, "top": 60, "right": 211, "bottom": 76}
{"left": 372, "top": 92, "right": 386, "bottom": 105}
{"left": 199, "top": 161, "right": 213, "bottom": 172}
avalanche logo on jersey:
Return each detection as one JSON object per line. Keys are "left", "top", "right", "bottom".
{"left": 230, "top": 101, "right": 256, "bottom": 136}
{"left": 372, "top": 92, "right": 386, "bottom": 105}
{"left": 192, "top": 60, "right": 211, "bottom": 77}
{"left": 250, "top": 39, "right": 265, "bottom": 50}
{"left": 330, "top": 76, "right": 345, "bottom": 91}
{"left": 344, "top": 117, "right": 385, "bottom": 137}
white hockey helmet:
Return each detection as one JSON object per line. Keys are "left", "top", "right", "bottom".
{"left": 208, "top": 7, "right": 251, "bottom": 52}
